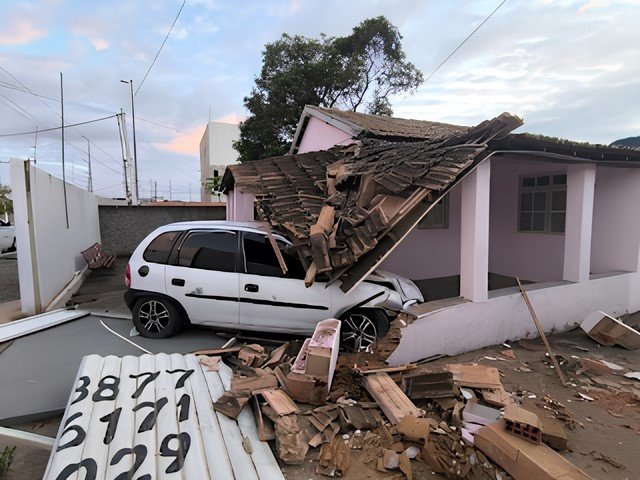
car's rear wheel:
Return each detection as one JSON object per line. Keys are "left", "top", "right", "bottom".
{"left": 133, "top": 297, "right": 182, "bottom": 339}
{"left": 340, "top": 309, "right": 389, "bottom": 352}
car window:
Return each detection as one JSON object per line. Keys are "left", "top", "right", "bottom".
{"left": 178, "top": 231, "right": 237, "bottom": 272}
{"left": 243, "top": 232, "right": 306, "bottom": 279}
{"left": 143, "top": 231, "right": 180, "bottom": 264}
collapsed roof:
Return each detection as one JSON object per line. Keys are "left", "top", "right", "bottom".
{"left": 223, "top": 112, "right": 523, "bottom": 292}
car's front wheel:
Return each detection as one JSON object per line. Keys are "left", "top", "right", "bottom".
{"left": 132, "top": 297, "right": 182, "bottom": 339}
{"left": 340, "top": 309, "right": 389, "bottom": 352}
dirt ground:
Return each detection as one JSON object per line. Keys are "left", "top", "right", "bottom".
{"left": 2, "top": 326, "right": 638, "bottom": 480}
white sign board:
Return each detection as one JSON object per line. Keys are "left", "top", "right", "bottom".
{"left": 43, "top": 353, "right": 283, "bottom": 480}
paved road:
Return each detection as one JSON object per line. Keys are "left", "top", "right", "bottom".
{"left": 0, "top": 258, "right": 19, "bottom": 303}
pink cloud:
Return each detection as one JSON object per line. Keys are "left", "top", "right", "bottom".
{"left": 158, "top": 125, "right": 206, "bottom": 155}
{"left": 214, "top": 112, "right": 245, "bottom": 124}
{"left": 0, "top": 18, "right": 47, "bottom": 46}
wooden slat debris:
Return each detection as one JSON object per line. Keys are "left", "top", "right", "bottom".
{"left": 580, "top": 311, "right": 640, "bottom": 349}
{"left": 446, "top": 364, "right": 502, "bottom": 389}
{"left": 362, "top": 373, "right": 421, "bottom": 425}
{"left": 260, "top": 389, "right": 300, "bottom": 416}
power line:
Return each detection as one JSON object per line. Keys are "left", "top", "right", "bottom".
{"left": 423, "top": 0, "right": 507, "bottom": 84}
{"left": 135, "top": 0, "right": 187, "bottom": 96}
{"left": 0, "top": 114, "right": 118, "bottom": 137}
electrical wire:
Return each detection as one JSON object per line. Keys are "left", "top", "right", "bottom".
{"left": 423, "top": 0, "right": 507, "bottom": 84}
{"left": 134, "top": 0, "right": 187, "bottom": 96}
{"left": 0, "top": 114, "right": 118, "bottom": 137}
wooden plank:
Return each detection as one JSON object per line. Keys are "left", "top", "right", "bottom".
{"left": 362, "top": 373, "right": 420, "bottom": 424}
{"left": 446, "top": 364, "right": 502, "bottom": 389}
{"left": 260, "top": 389, "right": 300, "bottom": 416}
{"left": 517, "top": 278, "right": 566, "bottom": 386}
{"left": 185, "top": 354, "right": 235, "bottom": 479}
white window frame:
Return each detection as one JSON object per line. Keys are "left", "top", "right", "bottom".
{"left": 517, "top": 172, "right": 567, "bottom": 234}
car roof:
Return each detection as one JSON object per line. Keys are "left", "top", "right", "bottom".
{"left": 160, "top": 220, "right": 287, "bottom": 238}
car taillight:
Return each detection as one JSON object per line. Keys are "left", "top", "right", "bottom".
{"left": 125, "top": 263, "right": 131, "bottom": 287}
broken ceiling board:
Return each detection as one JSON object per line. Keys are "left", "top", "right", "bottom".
{"left": 0, "top": 308, "right": 89, "bottom": 343}
{"left": 362, "top": 372, "right": 421, "bottom": 425}
{"left": 43, "top": 353, "right": 283, "bottom": 480}
{"left": 475, "top": 423, "right": 594, "bottom": 480}
{"left": 260, "top": 389, "right": 300, "bottom": 416}
{"left": 446, "top": 364, "right": 502, "bottom": 389}
{"left": 581, "top": 311, "right": 640, "bottom": 349}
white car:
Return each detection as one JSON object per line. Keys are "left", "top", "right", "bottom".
{"left": 124, "top": 221, "right": 423, "bottom": 350}
{"left": 0, "top": 220, "right": 15, "bottom": 253}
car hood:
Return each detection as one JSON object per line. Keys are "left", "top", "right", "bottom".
{"left": 365, "top": 270, "right": 424, "bottom": 304}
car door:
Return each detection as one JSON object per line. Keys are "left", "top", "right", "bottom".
{"left": 165, "top": 229, "right": 240, "bottom": 326}
{"left": 238, "top": 231, "right": 332, "bottom": 334}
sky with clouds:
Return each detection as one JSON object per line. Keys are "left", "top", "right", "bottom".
{"left": 0, "top": 0, "right": 638, "bottom": 200}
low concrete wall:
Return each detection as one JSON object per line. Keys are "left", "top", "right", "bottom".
{"left": 99, "top": 204, "right": 225, "bottom": 255}
{"left": 388, "top": 272, "right": 640, "bottom": 365}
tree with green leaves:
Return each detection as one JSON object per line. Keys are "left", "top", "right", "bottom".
{"left": 235, "top": 16, "right": 423, "bottom": 162}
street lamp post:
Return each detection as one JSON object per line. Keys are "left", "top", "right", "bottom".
{"left": 121, "top": 79, "right": 139, "bottom": 203}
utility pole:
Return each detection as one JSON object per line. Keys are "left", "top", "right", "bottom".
{"left": 121, "top": 80, "right": 139, "bottom": 204}
{"left": 116, "top": 110, "right": 131, "bottom": 202}
{"left": 188, "top": 182, "right": 192, "bottom": 202}
{"left": 33, "top": 126, "right": 38, "bottom": 164}
{"left": 154, "top": 181, "right": 157, "bottom": 202}
{"left": 60, "top": 72, "right": 69, "bottom": 228}
{"left": 84, "top": 136, "right": 93, "bottom": 192}
{"left": 169, "top": 180, "right": 172, "bottom": 201}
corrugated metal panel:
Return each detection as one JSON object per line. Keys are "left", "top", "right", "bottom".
{"left": 43, "top": 353, "right": 284, "bottom": 480}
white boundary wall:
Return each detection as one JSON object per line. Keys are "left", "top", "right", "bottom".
{"left": 388, "top": 271, "right": 640, "bottom": 365}
{"left": 10, "top": 160, "right": 100, "bottom": 315}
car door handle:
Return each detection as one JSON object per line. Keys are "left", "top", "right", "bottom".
{"left": 172, "top": 278, "right": 185, "bottom": 287}
{"left": 244, "top": 283, "right": 259, "bottom": 293}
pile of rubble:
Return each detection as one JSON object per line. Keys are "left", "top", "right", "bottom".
{"left": 194, "top": 319, "right": 597, "bottom": 480}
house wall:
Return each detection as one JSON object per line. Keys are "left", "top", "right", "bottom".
{"left": 590, "top": 166, "right": 640, "bottom": 274}
{"left": 489, "top": 157, "right": 565, "bottom": 282}
{"left": 380, "top": 184, "right": 462, "bottom": 280}
{"left": 11, "top": 160, "right": 101, "bottom": 314}
{"left": 297, "top": 116, "right": 353, "bottom": 154}
{"left": 389, "top": 271, "right": 640, "bottom": 365}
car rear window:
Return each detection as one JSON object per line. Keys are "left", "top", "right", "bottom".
{"left": 143, "top": 231, "right": 180, "bottom": 264}
{"left": 178, "top": 231, "right": 237, "bottom": 272}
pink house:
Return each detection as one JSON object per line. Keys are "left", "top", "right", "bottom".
{"left": 225, "top": 106, "right": 640, "bottom": 364}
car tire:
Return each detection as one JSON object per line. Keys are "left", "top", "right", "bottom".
{"left": 340, "top": 309, "right": 389, "bottom": 352}
{"left": 132, "top": 297, "right": 182, "bottom": 339}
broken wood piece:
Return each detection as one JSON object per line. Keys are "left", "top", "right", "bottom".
{"left": 316, "top": 205, "right": 335, "bottom": 232}
{"left": 199, "top": 355, "right": 221, "bottom": 371}
{"left": 213, "top": 391, "right": 250, "bottom": 419}
{"left": 397, "top": 414, "right": 430, "bottom": 444}
{"left": 260, "top": 389, "right": 300, "bottom": 416}
{"left": 482, "top": 386, "right": 513, "bottom": 408}
{"left": 263, "top": 342, "right": 289, "bottom": 369}
{"left": 231, "top": 372, "right": 278, "bottom": 394}
{"left": 356, "top": 363, "right": 416, "bottom": 375}
{"left": 446, "top": 364, "right": 502, "bottom": 389}
{"left": 403, "top": 369, "right": 454, "bottom": 399}
{"left": 273, "top": 414, "right": 309, "bottom": 465}
{"left": 580, "top": 311, "right": 640, "bottom": 349}
{"left": 503, "top": 404, "right": 542, "bottom": 444}
{"left": 362, "top": 372, "right": 421, "bottom": 425}
{"left": 399, "top": 452, "right": 412, "bottom": 480}
{"left": 238, "top": 343, "right": 267, "bottom": 367}
{"left": 516, "top": 278, "right": 567, "bottom": 386}
{"left": 317, "top": 436, "right": 350, "bottom": 477}
{"left": 251, "top": 396, "right": 275, "bottom": 442}
{"left": 339, "top": 404, "right": 378, "bottom": 430}
{"left": 475, "top": 423, "right": 594, "bottom": 480}
{"left": 192, "top": 346, "right": 242, "bottom": 356}
{"left": 304, "top": 261, "right": 318, "bottom": 287}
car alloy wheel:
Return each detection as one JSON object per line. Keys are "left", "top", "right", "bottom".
{"left": 341, "top": 313, "right": 378, "bottom": 352}
{"left": 138, "top": 299, "right": 171, "bottom": 334}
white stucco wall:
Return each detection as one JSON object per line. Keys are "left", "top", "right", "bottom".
{"left": 200, "top": 122, "right": 240, "bottom": 202}
{"left": 590, "top": 166, "right": 640, "bottom": 274}
{"left": 11, "top": 160, "right": 101, "bottom": 314}
{"left": 489, "top": 157, "right": 566, "bottom": 282}
{"left": 297, "top": 116, "right": 353, "bottom": 154}
{"left": 389, "top": 271, "right": 640, "bottom": 365}
{"left": 380, "top": 185, "right": 461, "bottom": 280}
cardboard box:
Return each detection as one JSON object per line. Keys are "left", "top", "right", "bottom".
{"left": 475, "top": 423, "right": 593, "bottom": 480}
{"left": 305, "top": 346, "right": 331, "bottom": 377}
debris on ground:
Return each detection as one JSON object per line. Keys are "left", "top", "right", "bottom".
{"left": 580, "top": 311, "right": 640, "bottom": 349}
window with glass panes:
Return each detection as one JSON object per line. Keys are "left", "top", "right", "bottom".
{"left": 518, "top": 174, "right": 566, "bottom": 233}
{"left": 418, "top": 196, "right": 449, "bottom": 229}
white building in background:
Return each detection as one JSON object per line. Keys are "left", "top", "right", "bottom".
{"left": 199, "top": 122, "right": 240, "bottom": 202}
